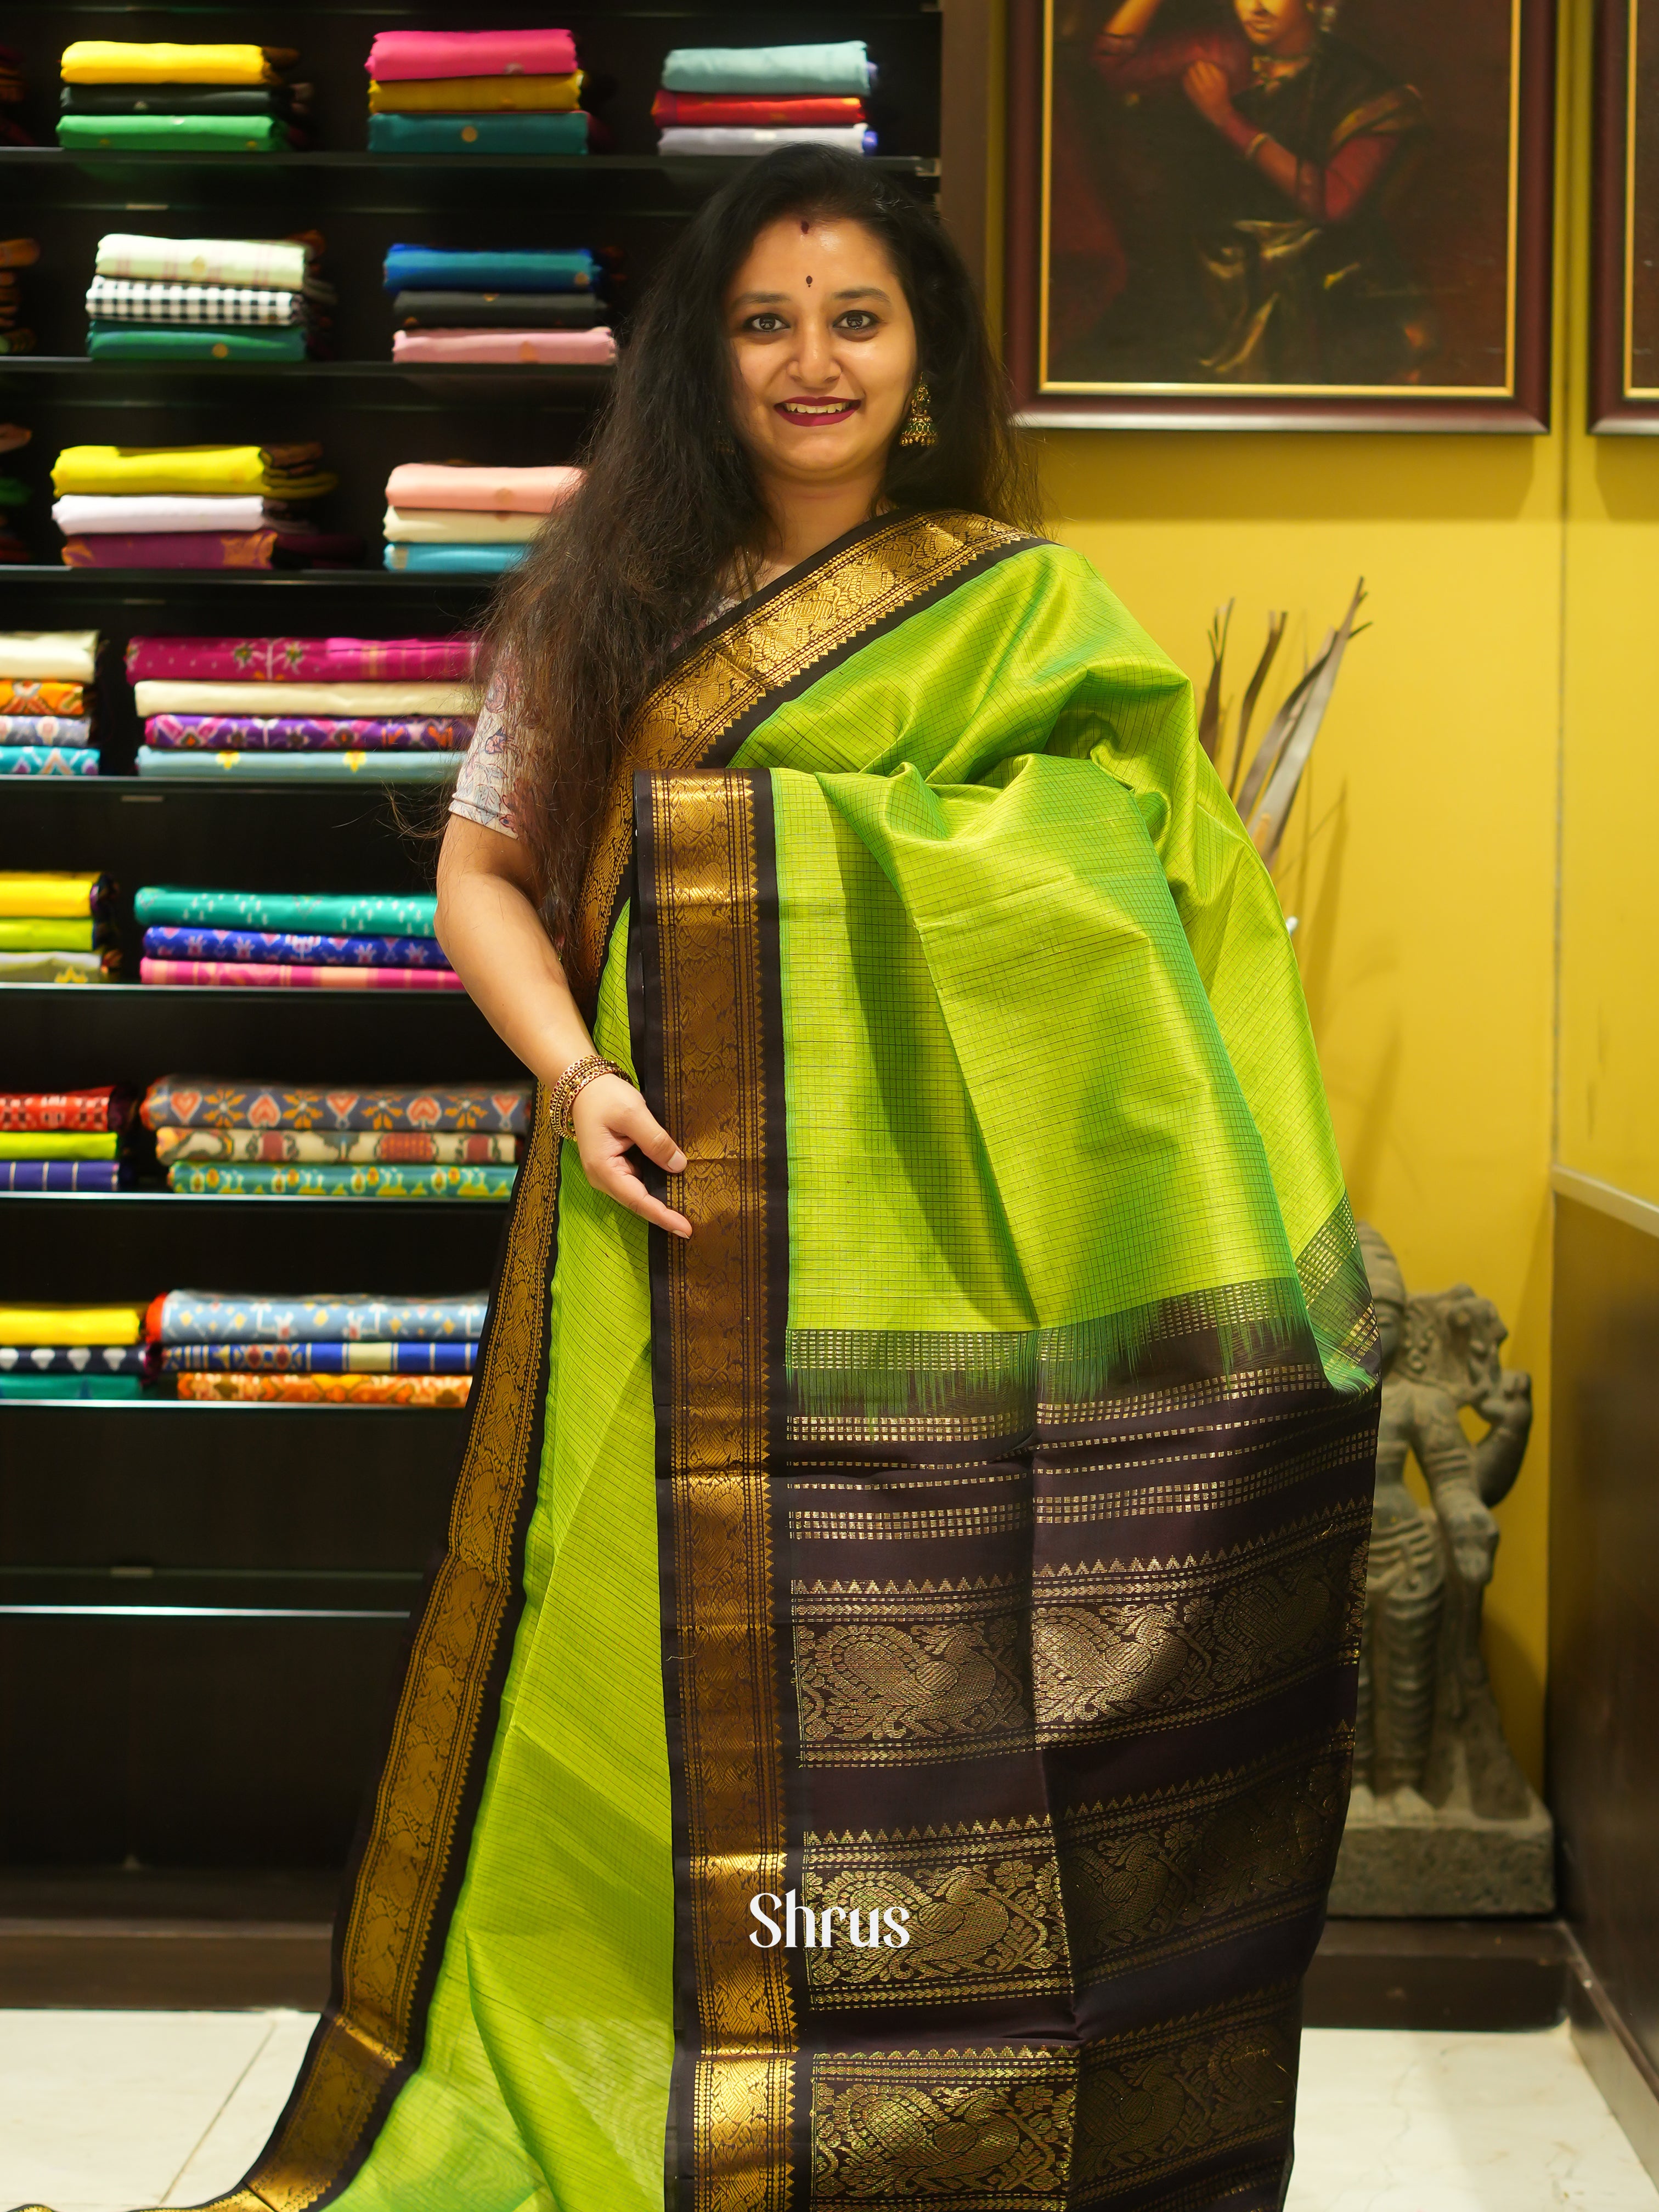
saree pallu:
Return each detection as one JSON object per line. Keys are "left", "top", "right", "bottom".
{"left": 146, "top": 1290, "right": 487, "bottom": 1343}
{"left": 144, "top": 714, "right": 473, "bottom": 749}
{"left": 139, "top": 1074, "right": 520, "bottom": 1129}
{"left": 155, "top": 1127, "right": 518, "bottom": 1166}
{"left": 141, "top": 926, "right": 451, "bottom": 969}
{"left": 148, "top": 511, "right": 1376, "bottom": 2212}
{"left": 160, "top": 1338, "right": 479, "bottom": 1374}
{"left": 141, "top": 954, "right": 464, "bottom": 988}
{"left": 0, "top": 748, "right": 99, "bottom": 776}
{"left": 176, "top": 1370, "right": 470, "bottom": 1406}
{"left": 127, "top": 634, "right": 475, "bottom": 682}
{"left": 166, "top": 1161, "right": 514, "bottom": 1198}
{"left": 136, "top": 888, "right": 440, "bottom": 935}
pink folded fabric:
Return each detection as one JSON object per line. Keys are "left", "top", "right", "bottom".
{"left": 140, "top": 957, "right": 466, "bottom": 991}
{"left": 391, "top": 328, "right": 616, "bottom": 365}
{"left": 127, "top": 634, "right": 477, "bottom": 682}
{"left": 366, "top": 29, "right": 578, "bottom": 82}
{"left": 383, "top": 462, "right": 582, "bottom": 515}
{"left": 62, "top": 531, "right": 276, "bottom": 571}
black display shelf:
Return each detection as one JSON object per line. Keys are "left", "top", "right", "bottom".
{"left": 0, "top": 358, "right": 614, "bottom": 408}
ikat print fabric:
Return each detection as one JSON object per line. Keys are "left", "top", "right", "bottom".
{"left": 165, "top": 1163, "right": 512, "bottom": 1196}
{"left": 0, "top": 715, "right": 91, "bottom": 742}
{"left": 140, "top": 1076, "right": 528, "bottom": 1132}
{"left": 176, "top": 1372, "right": 471, "bottom": 1405}
{"left": 0, "top": 680, "right": 84, "bottom": 712}
{"left": 0, "top": 747, "right": 97, "bottom": 776}
{"left": 154, "top": 1127, "right": 517, "bottom": 1165}
{"left": 141, "top": 927, "right": 451, "bottom": 969}
{"left": 146, "top": 1290, "right": 489, "bottom": 1341}
{"left": 0, "top": 1087, "right": 134, "bottom": 1131}
{"left": 160, "top": 1338, "right": 477, "bottom": 1373}
{"left": 1, "top": 1160, "right": 129, "bottom": 1188}
{"left": 0, "top": 1343, "right": 148, "bottom": 1374}
{"left": 147, "top": 715, "right": 471, "bottom": 752}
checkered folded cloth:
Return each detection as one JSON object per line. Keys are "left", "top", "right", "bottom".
{"left": 85, "top": 275, "right": 310, "bottom": 326}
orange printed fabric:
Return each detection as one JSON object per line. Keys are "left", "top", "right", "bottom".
{"left": 0, "top": 680, "right": 84, "bottom": 714}
{"left": 176, "top": 1371, "right": 471, "bottom": 1406}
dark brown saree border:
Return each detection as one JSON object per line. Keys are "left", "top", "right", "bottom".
{"left": 170, "top": 1091, "right": 563, "bottom": 2212}
{"left": 635, "top": 768, "right": 798, "bottom": 2212}
{"left": 568, "top": 507, "right": 1042, "bottom": 1012}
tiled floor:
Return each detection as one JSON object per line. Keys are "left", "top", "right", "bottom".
{"left": 1, "top": 2014, "right": 1655, "bottom": 2211}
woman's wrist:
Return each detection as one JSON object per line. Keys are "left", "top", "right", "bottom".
{"left": 548, "top": 1052, "right": 626, "bottom": 1139}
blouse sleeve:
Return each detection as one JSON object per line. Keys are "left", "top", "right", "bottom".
{"left": 448, "top": 680, "right": 521, "bottom": 840}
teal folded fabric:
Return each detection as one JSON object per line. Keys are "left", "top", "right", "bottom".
{"left": 383, "top": 543, "right": 525, "bottom": 575}
{"left": 136, "top": 746, "right": 459, "bottom": 781}
{"left": 57, "top": 113, "right": 290, "bottom": 153}
{"left": 366, "top": 112, "right": 587, "bottom": 155}
{"left": 0, "top": 1373, "right": 143, "bottom": 1400}
{"left": 136, "top": 888, "right": 438, "bottom": 933}
{"left": 382, "top": 245, "right": 598, "bottom": 294}
{"left": 661, "top": 41, "right": 872, "bottom": 94}
{"left": 167, "top": 1163, "right": 516, "bottom": 1199}
{"left": 0, "top": 746, "right": 99, "bottom": 776}
{"left": 88, "top": 324, "right": 308, "bottom": 362}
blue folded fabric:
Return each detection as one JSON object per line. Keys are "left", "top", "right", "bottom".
{"left": 0, "top": 746, "right": 99, "bottom": 776}
{"left": 383, "top": 543, "right": 526, "bottom": 574}
{"left": 136, "top": 746, "right": 458, "bottom": 781}
{"left": 0, "top": 1345, "right": 148, "bottom": 1375}
{"left": 382, "top": 245, "right": 598, "bottom": 294}
{"left": 143, "top": 925, "right": 450, "bottom": 968}
{"left": 367, "top": 112, "right": 588, "bottom": 155}
{"left": 661, "top": 41, "right": 873, "bottom": 94}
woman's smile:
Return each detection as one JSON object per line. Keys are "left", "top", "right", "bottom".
{"left": 775, "top": 396, "right": 862, "bottom": 425}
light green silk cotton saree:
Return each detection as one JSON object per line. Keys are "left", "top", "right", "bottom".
{"left": 31, "top": 511, "right": 1377, "bottom": 2212}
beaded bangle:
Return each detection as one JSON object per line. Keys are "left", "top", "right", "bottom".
{"left": 549, "top": 1053, "right": 623, "bottom": 1139}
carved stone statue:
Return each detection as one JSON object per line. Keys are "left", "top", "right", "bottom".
{"left": 1329, "top": 1223, "right": 1553, "bottom": 1915}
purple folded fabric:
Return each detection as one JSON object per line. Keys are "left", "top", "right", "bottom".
{"left": 1, "top": 1160, "right": 131, "bottom": 1190}
{"left": 126, "top": 635, "right": 478, "bottom": 682}
{"left": 63, "top": 531, "right": 277, "bottom": 571}
{"left": 143, "top": 926, "right": 451, "bottom": 969}
{"left": 144, "top": 713, "right": 474, "bottom": 752}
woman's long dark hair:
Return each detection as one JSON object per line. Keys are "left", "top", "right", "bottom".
{"left": 479, "top": 145, "right": 1040, "bottom": 928}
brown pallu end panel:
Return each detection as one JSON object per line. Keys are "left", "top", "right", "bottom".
{"left": 160, "top": 1088, "right": 562, "bottom": 2211}
{"left": 635, "top": 760, "right": 1376, "bottom": 2207}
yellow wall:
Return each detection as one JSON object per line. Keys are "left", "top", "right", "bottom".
{"left": 1559, "top": 4, "right": 1659, "bottom": 1208}
{"left": 975, "top": 2, "right": 1612, "bottom": 1789}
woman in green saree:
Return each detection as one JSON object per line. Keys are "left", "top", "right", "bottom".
{"left": 42, "top": 149, "right": 1376, "bottom": 2212}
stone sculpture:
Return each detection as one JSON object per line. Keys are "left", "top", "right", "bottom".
{"left": 1329, "top": 1223, "right": 1553, "bottom": 1914}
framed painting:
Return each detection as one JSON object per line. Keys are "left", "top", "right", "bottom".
{"left": 1592, "top": 0, "right": 1659, "bottom": 429}
{"left": 1005, "top": 0, "right": 1556, "bottom": 430}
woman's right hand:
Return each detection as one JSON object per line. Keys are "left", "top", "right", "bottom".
{"left": 569, "top": 1073, "right": 692, "bottom": 1238}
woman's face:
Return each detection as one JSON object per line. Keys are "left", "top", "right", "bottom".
{"left": 1233, "top": 0, "right": 1317, "bottom": 52}
{"left": 725, "top": 214, "right": 919, "bottom": 492}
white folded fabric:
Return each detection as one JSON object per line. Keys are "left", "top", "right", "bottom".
{"left": 132, "top": 679, "right": 475, "bottom": 716}
{"left": 382, "top": 504, "right": 543, "bottom": 544}
{"left": 53, "top": 494, "right": 269, "bottom": 534}
{"left": 656, "top": 125, "right": 870, "bottom": 154}
{"left": 93, "top": 233, "right": 313, "bottom": 292}
{"left": 0, "top": 631, "right": 100, "bottom": 681}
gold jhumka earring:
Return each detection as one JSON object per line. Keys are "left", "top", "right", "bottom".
{"left": 899, "top": 377, "right": 936, "bottom": 447}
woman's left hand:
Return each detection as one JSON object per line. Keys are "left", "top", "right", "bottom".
{"left": 1182, "top": 59, "right": 1235, "bottom": 125}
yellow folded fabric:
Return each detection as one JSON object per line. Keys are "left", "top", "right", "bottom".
{"left": 0, "top": 870, "right": 101, "bottom": 918}
{"left": 60, "top": 41, "right": 294, "bottom": 86}
{"left": 52, "top": 445, "right": 335, "bottom": 498}
{"left": 368, "top": 72, "right": 582, "bottom": 115}
{"left": 0, "top": 1133, "right": 117, "bottom": 1160}
{"left": 0, "top": 1305, "right": 143, "bottom": 1346}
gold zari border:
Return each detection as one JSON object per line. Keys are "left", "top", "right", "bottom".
{"left": 170, "top": 1094, "right": 563, "bottom": 2212}
{"left": 651, "top": 772, "right": 796, "bottom": 2212}
{"left": 569, "top": 509, "right": 1032, "bottom": 1002}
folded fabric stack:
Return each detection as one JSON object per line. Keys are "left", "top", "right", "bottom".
{"left": 365, "top": 29, "right": 590, "bottom": 156}
{"left": 0, "top": 43, "right": 31, "bottom": 145}
{"left": 142, "top": 1074, "right": 527, "bottom": 1203}
{"left": 0, "top": 871, "right": 117, "bottom": 981}
{"left": 129, "top": 635, "right": 475, "bottom": 780}
{"left": 83, "top": 231, "right": 334, "bottom": 364}
{"left": 654, "top": 42, "right": 876, "bottom": 155}
{"left": 382, "top": 461, "right": 580, "bottom": 574}
{"left": 57, "top": 41, "right": 306, "bottom": 153}
{"left": 383, "top": 244, "right": 613, "bottom": 368}
{"left": 52, "top": 443, "right": 351, "bottom": 573}
{"left": 0, "top": 1301, "right": 148, "bottom": 1401}
{"left": 0, "top": 236, "right": 38, "bottom": 355}
{"left": 0, "top": 1085, "right": 137, "bottom": 1192}
{"left": 145, "top": 1288, "right": 487, "bottom": 1406}
{"left": 136, "top": 887, "right": 463, "bottom": 990}
{"left": 0, "top": 421, "right": 31, "bottom": 562}
{"left": 0, "top": 636, "right": 101, "bottom": 776}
